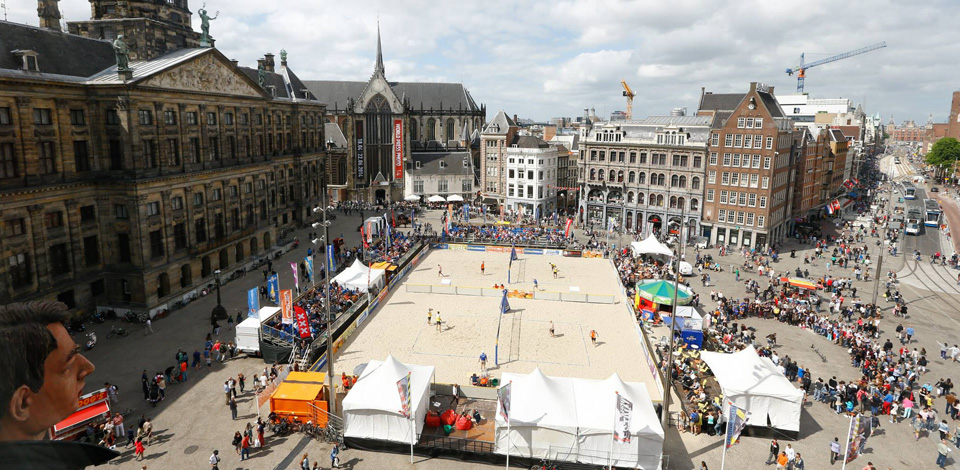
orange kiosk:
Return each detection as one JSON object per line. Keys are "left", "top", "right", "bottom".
{"left": 51, "top": 388, "right": 112, "bottom": 440}
{"left": 269, "top": 372, "right": 329, "bottom": 427}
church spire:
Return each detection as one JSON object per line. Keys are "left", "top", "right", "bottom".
{"left": 374, "top": 20, "right": 385, "bottom": 77}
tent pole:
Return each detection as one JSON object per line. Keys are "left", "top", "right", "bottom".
{"left": 608, "top": 392, "right": 616, "bottom": 470}
{"left": 504, "top": 420, "right": 510, "bottom": 469}
{"left": 841, "top": 414, "right": 852, "bottom": 470}
{"left": 410, "top": 414, "right": 414, "bottom": 464}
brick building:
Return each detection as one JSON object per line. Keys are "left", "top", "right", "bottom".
{"left": 479, "top": 110, "right": 519, "bottom": 210}
{"left": 697, "top": 83, "right": 794, "bottom": 249}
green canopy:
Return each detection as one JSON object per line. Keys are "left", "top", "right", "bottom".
{"left": 636, "top": 279, "right": 692, "bottom": 305}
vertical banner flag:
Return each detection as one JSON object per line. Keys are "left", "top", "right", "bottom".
{"left": 724, "top": 402, "right": 749, "bottom": 448}
{"left": 247, "top": 287, "right": 260, "bottom": 318}
{"left": 845, "top": 414, "right": 865, "bottom": 463}
{"left": 497, "top": 382, "right": 512, "bottom": 423}
{"left": 482, "top": 205, "right": 487, "bottom": 221}
{"left": 535, "top": 205, "right": 540, "bottom": 222}
{"left": 305, "top": 256, "right": 313, "bottom": 284}
{"left": 267, "top": 273, "right": 279, "bottom": 304}
{"left": 290, "top": 262, "right": 299, "bottom": 291}
{"left": 327, "top": 244, "right": 337, "bottom": 273}
{"left": 446, "top": 204, "right": 453, "bottom": 233}
{"left": 516, "top": 207, "right": 523, "bottom": 223}
{"left": 280, "top": 289, "right": 294, "bottom": 325}
{"left": 355, "top": 120, "right": 365, "bottom": 180}
{"left": 826, "top": 203, "right": 835, "bottom": 215}
{"left": 384, "top": 214, "right": 391, "bottom": 246}
{"left": 463, "top": 204, "right": 469, "bottom": 222}
{"left": 500, "top": 288, "right": 511, "bottom": 315}
{"left": 360, "top": 225, "right": 369, "bottom": 249}
{"left": 564, "top": 218, "right": 573, "bottom": 238}
{"left": 510, "top": 246, "right": 518, "bottom": 262}
{"left": 393, "top": 119, "right": 404, "bottom": 180}
{"left": 613, "top": 392, "right": 634, "bottom": 443}
{"left": 294, "top": 305, "right": 311, "bottom": 338}
{"left": 397, "top": 372, "right": 412, "bottom": 418}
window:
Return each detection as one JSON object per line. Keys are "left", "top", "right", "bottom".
{"left": 68, "top": 140, "right": 89, "bottom": 172}
{"left": 224, "top": 113, "right": 234, "bottom": 125}
{"left": 765, "top": 137, "right": 773, "bottom": 149}
{"left": 709, "top": 152, "right": 718, "bottom": 165}
{"left": 194, "top": 218, "right": 206, "bottom": 242}
{"left": 528, "top": 170, "right": 534, "bottom": 180}
{"left": 114, "top": 204, "right": 128, "bottom": 219}
{"left": 138, "top": 109, "right": 152, "bottom": 125}
{"left": 740, "top": 173, "right": 749, "bottom": 187}
{"left": 692, "top": 177, "right": 700, "bottom": 190}
{"left": 207, "top": 112, "right": 217, "bottom": 125}
{"left": 759, "top": 196, "right": 768, "bottom": 208}
{"left": 743, "top": 134, "right": 752, "bottom": 148}
{"left": 750, "top": 174, "right": 759, "bottom": 188}
{"left": 741, "top": 155, "right": 751, "bottom": 168}
{"left": 737, "top": 117, "right": 745, "bottom": 128}
{"left": 209, "top": 137, "right": 219, "bottom": 160}
{"left": 629, "top": 152, "right": 637, "bottom": 163}
{"left": 748, "top": 193, "right": 757, "bottom": 207}
{"left": 736, "top": 211, "right": 745, "bottom": 225}
{"left": 438, "top": 180, "right": 448, "bottom": 193}
{"left": 746, "top": 213, "right": 755, "bottom": 226}
{"left": 462, "top": 179, "right": 471, "bottom": 192}
{"left": 413, "top": 179, "right": 424, "bottom": 193}
{"left": 719, "top": 190, "right": 728, "bottom": 204}
{"left": 724, "top": 134, "right": 733, "bottom": 147}
{"left": 718, "top": 209, "right": 726, "bottom": 222}
{"left": 763, "top": 157, "right": 771, "bottom": 169}
{"left": 755, "top": 118, "right": 763, "bottom": 128}
{"left": 538, "top": 186, "right": 544, "bottom": 198}
{"left": 165, "top": 139, "right": 180, "bottom": 166}
{"left": 194, "top": 192, "right": 204, "bottom": 206}
{"left": 142, "top": 139, "right": 157, "bottom": 168}
{"left": 711, "top": 133, "right": 719, "bottom": 146}
{"left": 761, "top": 177, "right": 769, "bottom": 189}
{"left": 44, "top": 211, "right": 64, "bottom": 229}
{"left": 729, "top": 172, "right": 737, "bottom": 186}
{"left": 76, "top": 205, "right": 95, "bottom": 223}
{"left": 150, "top": 230, "right": 164, "bottom": 258}
{"left": 693, "top": 155, "right": 702, "bottom": 168}
{"left": 752, "top": 155, "right": 761, "bottom": 168}
{"left": 164, "top": 110, "right": 177, "bottom": 125}
{"left": 754, "top": 137, "right": 762, "bottom": 149}
{"left": 599, "top": 151, "right": 605, "bottom": 161}
{"left": 105, "top": 109, "right": 120, "bottom": 125}
{"left": 83, "top": 235, "right": 100, "bottom": 266}
{"left": 171, "top": 196, "right": 183, "bottom": 210}
{"left": 190, "top": 137, "right": 201, "bottom": 163}
{"left": 708, "top": 170, "right": 716, "bottom": 184}
{"left": 738, "top": 193, "right": 747, "bottom": 206}
{"left": 508, "top": 184, "right": 515, "bottom": 197}
{"left": 732, "top": 154, "right": 740, "bottom": 167}
{"left": 229, "top": 185, "right": 238, "bottom": 197}
{"left": 70, "top": 109, "right": 85, "bottom": 126}
{"left": 210, "top": 188, "right": 221, "bottom": 201}
{"left": 758, "top": 216, "right": 765, "bottom": 228}
{"left": 33, "top": 108, "right": 52, "bottom": 125}
{"left": 734, "top": 134, "right": 742, "bottom": 147}
{"left": 8, "top": 253, "right": 30, "bottom": 287}
{"left": 38, "top": 142, "right": 56, "bottom": 174}
{"left": 706, "top": 189, "right": 715, "bottom": 202}
{"left": 722, "top": 153, "right": 731, "bottom": 166}
{"left": 746, "top": 118, "right": 754, "bottom": 129}
{"left": 186, "top": 112, "right": 198, "bottom": 125}
{"left": 49, "top": 243, "right": 70, "bottom": 274}
{"left": 147, "top": 201, "right": 160, "bottom": 216}
{"left": 5, "top": 218, "right": 25, "bottom": 236}
{"left": 0, "top": 107, "right": 10, "bottom": 125}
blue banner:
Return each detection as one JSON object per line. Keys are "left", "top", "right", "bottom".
{"left": 500, "top": 289, "right": 510, "bottom": 314}
{"left": 305, "top": 255, "right": 314, "bottom": 284}
{"left": 327, "top": 244, "right": 337, "bottom": 273}
{"left": 267, "top": 272, "right": 279, "bottom": 304}
{"left": 247, "top": 287, "right": 259, "bottom": 318}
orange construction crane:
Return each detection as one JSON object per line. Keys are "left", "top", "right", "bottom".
{"left": 621, "top": 80, "right": 635, "bottom": 120}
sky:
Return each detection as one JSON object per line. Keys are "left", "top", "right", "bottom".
{"left": 9, "top": 0, "right": 958, "bottom": 124}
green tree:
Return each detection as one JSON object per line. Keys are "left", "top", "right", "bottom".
{"left": 925, "top": 137, "right": 960, "bottom": 177}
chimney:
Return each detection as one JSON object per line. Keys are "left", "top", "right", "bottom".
{"left": 263, "top": 53, "right": 275, "bottom": 72}
{"left": 768, "top": 86, "right": 775, "bottom": 95}
{"left": 230, "top": 59, "right": 239, "bottom": 67}
{"left": 513, "top": 114, "right": 518, "bottom": 124}
{"left": 749, "top": 82, "right": 757, "bottom": 91}
{"left": 37, "top": 0, "right": 63, "bottom": 32}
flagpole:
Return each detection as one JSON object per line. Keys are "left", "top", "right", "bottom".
{"left": 409, "top": 412, "right": 414, "bottom": 464}
{"left": 504, "top": 418, "right": 510, "bottom": 470}
{"left": 841, "top": 414, "right": 852, "bottom": 470}
{"left": 609, "top": 391, "right": 618, "bottom": 470}
{"left": 720, "top": 399, "right": 729, "bottom": 470}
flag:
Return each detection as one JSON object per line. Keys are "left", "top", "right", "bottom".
{"left": 327, "top": 244, "right": 337, "bottom": 273}
{"left": 397, "top": 372, "right": 412, "bottom": 418}
{"left": 360, "top": 225, "right": 369, "bottom": 249}
{"left": 832, "top": 199, "right": 842, "bottom": 211}
{"left": 564, "top": 218, "right": 573, "bottom": 238}
{"left": 384, "top": 219, "right": 391, "bottom": 247}
{"left": 482, "top": 205, "right": 487, "bottom": 221}
{"left": 280, "top": 289, "right": 294, "bottom": 325}
{"left": 267, "top": 272, "right": 279, "bottom": 304}
{"left": 247, "top": 287, "right": 260, "bottom": 318}
{"left": 290, "top": 262, "right": 299, "bottom": 291}
{"left": 845, "top": 414, "right": 865, "bottom": 463}
{"left": 724, "top": 402, "right": 749, "bottom": 448}
{"left": 534, "top": 205, "right": 540, "bottom": 221}
{"left": 294, "top": 304, "right": 311, "bottom": 338}
{"left": 497, "top": 381, "right": 512, "bottom": 423}
{"left": 634, "top": 287, "right": 641, "bottom": 311}
{"left": 510, "top": 246, "right": 518, "bottom": 262}
{"left": 500, "top": 288, "right": 510, "bottom": 315}
{"left": 446, "top": 204, "right": 453, "bottom": 233}
{"left": 305, "top": 256, "right": 313, "bottom": 284}
{"left": 613, "top": 392, "right": 634, "bottom": 443}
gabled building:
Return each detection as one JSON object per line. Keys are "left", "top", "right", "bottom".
{"left": 479, "top": 110, "right": 519, "bottom": 209}
{"left": 697, "top": 82, "right": 794, "bottom": 249}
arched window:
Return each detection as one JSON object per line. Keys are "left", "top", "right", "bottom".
{"left": 677, "top": 197, "right": 685, "bottom": 209}
{"left": 637, "top": 192, "right": 645, "bottom": 205}
{"left": 691, "top": 177, "right": 700, "bottom": 190}
{"left": 250, "top": 236, "right": 258, "bottom": 255}
{"left": 590, "top": 168, "right": 596, "bottom": 180}
{"left": 671, "top": 175, "right": 679, "bottom": 187}
{"left": 658, "top": 174, "right": 666, "bottom": 186}
{"left": 617, "top": 170, "right": 624, "bottom": 182}
{"left": 157, "top": 273, "right": 170, "bottom": 299}
{"left": 627, "top": 191, "right": 634, "bottom": 203}
{"left": 427, "top": 118, "right": 437, "bottom": 141}
{"left": 410, "top": 118, "right": 419, "bottom": 141}
{"left": 669, "top": 196, "right": 677, "bottom": 208}
{"left": 656, "top": 194, "right": 664, "bottom": 206}
{"left": 638, "top": 172, "right": 646, "bottom": 184}
{"left": 337, "top": 156, "right": 347, "bottom": 185}
{"left": 690, "top": 198, "right": 699, "bottom": 211}
{"left": 446, "top": 118, "right": 456, "bottom": 142}
{"left": 679, "top": 176, "right": 687, "bottom": 188}
{"left": 609, "top": 170, "right": 616, "bottom": 181}
{"left": 180, "top": 264, "right": 192, "bottom": 288}
{"left": 598, "top": 170, "right": 604, "bottom": 181}
{"left": 628, "top": 171, "right": 636, "bottom": 183}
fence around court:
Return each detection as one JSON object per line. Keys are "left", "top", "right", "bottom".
{"left": 404, "top": 283, "right": 615, "bottom": 304}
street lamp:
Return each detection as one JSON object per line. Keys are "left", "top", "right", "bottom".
{"left": 211, "top": 269, "right": 227, "bottom": 320}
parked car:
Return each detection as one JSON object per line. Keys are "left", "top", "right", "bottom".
{"left": 931, "top": 187, "right": 939, "bottom": 193}
{"left": 905, "top": 223, "right": 921, "bottom": 235}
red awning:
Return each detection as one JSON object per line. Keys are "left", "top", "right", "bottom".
{"left": 53, "top": 401, "right": 109, "bottom": 434}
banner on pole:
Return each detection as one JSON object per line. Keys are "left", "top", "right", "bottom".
{"left": 305, "top": 256, "right": 313, "bottom": 284}
{"left": 267, "top": 273, "right": 279, "bottom": 304}
{"left": 724, "top": 402, "right": 749, "bottom": 448}
{"left": 564, "top": 218, "right": 573, "bottom": 238}
{"left": 613, "top": 392, "right": 633, "bottom": 443}
{"left": 845, "top": 414, "right": 866, "bottom": 463}
{"left": 280, "top": 289, "right": 294, "bottom": 325}
{"left": 247, "top": 288, "right": 260, "bottom": 318}
{"left": 497, "top": 382, "right": 512, "bottom": 423}
{"left": 290, "top": 262, "right": 299, "bottom": 290}
{"left": 500, "top": 288, "right": 510, "bottom": 315}
{"left": 294, "top": 304, "right": 311, "bottom": 338}
{"left": 397, "top": 372, "right": 412, "bottom": 418}
{"left": 327, "top": 244, "right": 337, "bottom": 273}
{"left": 393, "top": 119, "right": 404, "bottom": 180}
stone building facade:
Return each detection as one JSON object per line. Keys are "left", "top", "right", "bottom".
{"left": 505, "top": 136, "right": 558, "bottom": 217}
{"left": 68, "top": 0, "right": 203, "bottom": 60}
{"left": 478, "top": 110, "right": 519, "bottom": 210}
{"left": 0, "top": 20, "right": 326, "bottom": 316}
{"left": 576, "top": 116, "right": 709, "bottom": 239}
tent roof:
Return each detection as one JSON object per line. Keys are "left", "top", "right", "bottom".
{"left": 332, "top": 259, "right": 385, "bottom": 290}
{"left": 630, "top": 235, "right": 674, "bottom": 257}
{"left": 700, "top": 346, "right": 804, "bottom": 400}
{"left": 575, "top": 373, "right": 664, "bottom": 438}
{"left": 342, "top": 355, "right": 435, "bottom": 415}
{"left": 500, "top": 368, "right": 577, "bottom": 429}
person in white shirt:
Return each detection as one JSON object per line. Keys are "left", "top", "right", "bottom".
{"left": 784, "top": 443, "right": 796, "bottom": 462}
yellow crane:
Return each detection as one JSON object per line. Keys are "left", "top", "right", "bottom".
{"left": 621, "top": 80, "right": 635, "bottom": 120}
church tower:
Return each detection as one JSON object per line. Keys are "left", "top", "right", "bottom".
{"left": 67, "top": 0, "right": 202, "bottom": 60}
{"left": 37, "top": 0, "right": 62, "bottom": 31}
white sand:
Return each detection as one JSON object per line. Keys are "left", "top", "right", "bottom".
{"left": 333, "top": 249, "right": 659, "bottom": 396}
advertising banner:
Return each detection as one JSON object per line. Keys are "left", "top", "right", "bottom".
{"left": 614, "top": 393, "right": 634, "bottom": 443}
{"left": 397, "top": 372, "right": 412, "bottom": 418}
{"left": 497, "top": 382, "right": 512, "bottom": 423}
{"left": 247, "top": 287, "right": 259, "bottom": 318}
{"left": 295, "top": 302, "right": 311, "bottom": 338}
{"left": 280, "top": 289, "right": 293, "bottom": 325}
{"left": 355, "top": 120, "right": 365, "bottom": 180}
{"left": 393, "top": 119, "right": 404, "bottom": 180}
{"left": 724, "top": 402, "right": 749, "bottom": 448}
{"left": 267, "top": 273, "right": 279, "bottom": 304}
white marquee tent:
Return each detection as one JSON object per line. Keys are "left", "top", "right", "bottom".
{"left": 495, "top": 369, "right": 663, "bottom": 469}
{"left": 342, "top": 355, "right": 436, "bottom": 444}
{"left": 331, "top": 259, "right": 385, "bottom": 292}
{"left": 700, "top": 346, "right": 804, "bottom": 432}
{"left": 630, "top": 235, "right": 674, "bottom": 257}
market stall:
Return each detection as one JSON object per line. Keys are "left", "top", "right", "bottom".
{"left": 269, "top": 371, "right": 329, "bottom": 427}
{"left": 51, "top": 388, "right": 112, "bottom": 441}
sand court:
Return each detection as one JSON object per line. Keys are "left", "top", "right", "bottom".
{"left": 334, "top": 248, "right": 660, "bottom": 397}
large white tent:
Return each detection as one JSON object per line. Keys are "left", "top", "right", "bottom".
{"left": 495, "top": 369, "right": 663, "bottom": 469}
{"left": 630, "top": 235, "right": 674, "bottom": 257}
{"left": 342, "top": 355, "right": 435, "bottom": 444}
{"left": 331, "top": 259, "right": 385, "bottom": 292}
{"left": 700, "top": 346, "right": 804, "bottom": 432}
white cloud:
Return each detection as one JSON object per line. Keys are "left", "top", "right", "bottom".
{"left": 7, "top": 0, "right": 958, "bottom": 123}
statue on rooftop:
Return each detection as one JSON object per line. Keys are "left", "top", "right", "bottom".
{"left": 198, "top": 4, "right": 219, "bottom": 44}
{"left": 257, "top": 62, "right": 267, "bottom": 88}
{"left": 113, "top": 34, "right": 130, "bottom": 71}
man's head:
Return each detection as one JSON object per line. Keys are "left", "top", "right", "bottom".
{"left": 0, "top": 301, "right": 94, "bottom": 441}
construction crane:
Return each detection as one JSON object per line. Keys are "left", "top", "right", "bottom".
{"left": 785, "top": 42, "right": 886, "bottom": 93}
{"left": 621, "top": 80, "right": 635, "bottom": 119}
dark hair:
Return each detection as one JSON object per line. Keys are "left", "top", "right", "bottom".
{"left": 0, "top": 301, "right": 71, "bottom": 425}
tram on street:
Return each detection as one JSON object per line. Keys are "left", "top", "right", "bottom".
{"left": 924, "top": 199, "right": 942, "bottom": 227}
{"left": 901, "top": 182, "right": 917, "bottom": 200}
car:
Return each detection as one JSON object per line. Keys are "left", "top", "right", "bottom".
{"left": 905, "top": 223, "right": 921, "bottom": 235}
{"left": 931, "top": 187, "right": 939, "bottom": 193}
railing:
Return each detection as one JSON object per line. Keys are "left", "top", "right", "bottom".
{"left": 308, "top": 402, "right": 343, "bottom": 431}
{"left": 418, "top": 434, "right": 496, "bottom": 454}
{"left": 443, "top": 236, "right": 567, "bottom": 249}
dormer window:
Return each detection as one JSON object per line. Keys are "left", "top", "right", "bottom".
{"left": 439, "top": 161, "right": 447, "bottom": 169}
{"left": 11, "top": 50, "right": 39, "bottom": 72}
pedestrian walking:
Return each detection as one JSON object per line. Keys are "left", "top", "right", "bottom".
{"left": 481, "top": 261, "right": 485, "bottom": 275}
{"left": 427, "top": 308, "right": 432, "bottom": 325}
{"left": 549, "top": 321, "right": 555, "bottom": 338}
{"left": 938, "top": 439, "right": 953, "bottom": 468}
{"left": 210, "top": 449, "right": 221, "bottom": 469}
{"left": 238, "top": 373, "right": 246, "bottom": 394}
{"left": 229, "top": 396, "right": 238, "bottom": 420}
{"left": 829, "top": 437, "right": 841, "bottom": 464}
{"left": 438, "top": 264, "right": 443, "bottom": 277}
{"left": 193, "top": 349, "right": 201, "bottom": 370}
{"left": 766, "top": 438, "right": 779, "bottom": 465}
{"left": 134, "top": 437, "right": 145, "bottom": 461}
{"left": 144, "top": 318, "right": 153, "bottom": 335}
{"left": 330, "top": 443, "right": 340, "bottom": 468}
{"left": 224, "top": 380, "right": 232, "bottom": 405}
{"left": 142, "top": 416, "right": 153, "bottom": 445}
{"left": 230, "top": 377, "right": 238, "bottom": 397}
{"left": 113, "top": 413, "right": 125, "bottom": 439}
{"left": 240, "top": 434, "right": 251, "bottom": 460}
{"left": 300, "top": 453, "right": 310, "bottom": 470}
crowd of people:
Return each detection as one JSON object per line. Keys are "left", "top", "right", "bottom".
{"left": 446, "top": 223, "right": 571, "bottom": 247}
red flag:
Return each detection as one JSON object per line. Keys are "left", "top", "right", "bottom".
{"left": 360, "top": 225, "right": 369, "bottom": 249}
{"left": 294, "top": 305, "right": 310, "bottom": 338}
{"left": 564, "top": 218, "right": 573, "bottom": 238}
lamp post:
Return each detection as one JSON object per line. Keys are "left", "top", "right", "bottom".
{"left": 660, "top": 204, "right": 686, "bottom": 430}
{"left": 211, "top": 269, "right": 226, "bottom": 320}
{"left": 319, "top": 177, "right": 336, "bottom": 416}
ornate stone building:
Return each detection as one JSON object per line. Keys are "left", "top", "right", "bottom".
{"left": 304, "top": 29, "right": 485, "bottom": 204}
{"left": 0, "top": 16, "right": 326, "bottom": 315}
{"left": 67, "top": 0, "right": 203, "bottom": 60}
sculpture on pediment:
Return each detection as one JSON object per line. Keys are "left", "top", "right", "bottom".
{"left": 198, "top": 4, "right": 219, "bottom": 45}
{"left": 113, "top": 35, "right": 131, "bottom": 71}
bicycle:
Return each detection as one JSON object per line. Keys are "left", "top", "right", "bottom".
{"left": 106, "top": 325, "right": 128, "bottom": 338}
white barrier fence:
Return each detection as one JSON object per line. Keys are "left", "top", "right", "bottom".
{"left": 404, "top": 284, "right": 615, "bottom": 304}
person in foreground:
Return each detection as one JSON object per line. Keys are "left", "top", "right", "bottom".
{"left": 0, "top": 301, "right": 118, "bottom": 469}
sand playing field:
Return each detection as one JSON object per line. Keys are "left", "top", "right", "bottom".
{"left": 333, "top": 249, "right": 660, "bottom": 397}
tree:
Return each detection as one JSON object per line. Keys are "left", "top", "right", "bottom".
{"left": 925, "top": 137, "right": 960, "bottom": 178}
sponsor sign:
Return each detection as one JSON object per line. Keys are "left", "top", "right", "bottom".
{"left": 280, "top": 289, "right": 293, "bottom": 325}
{"left": 393, "top": 119, "right": 404, "bottom": 180}
{"left": 355, "top": 120, "right": 365, "bottom": 180}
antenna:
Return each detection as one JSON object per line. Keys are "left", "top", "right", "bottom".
{"left": 1, "top": 1, "right": 7, "bottom": 21}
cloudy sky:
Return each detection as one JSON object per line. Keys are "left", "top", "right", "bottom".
{"left": 10, "top": 0, "right": 956, "bottom": 124}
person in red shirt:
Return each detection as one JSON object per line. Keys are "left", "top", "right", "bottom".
{"left": 240, "top": 434, "right": 250, "bottom": 461}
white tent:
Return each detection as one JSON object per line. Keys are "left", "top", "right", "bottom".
{"left": 446, "top": 194, "right": 464, "bottom": 202}
{"left": 630, "top": 235, "right": 674, "bottom": 257}
{"left": 404, "top": 194, "right": 420, "bottom": 202}
{"left": 427, "top": 195, "right": 445, "bottom": 203}
{"left": 700, "top": 346, "right": 804, "bottom": 432}
{"left": 342, "top": 355, "right": 435, "bottom": 444}
{"left": 331, "top": 259, "right": 385, "bottom": 292}
{"left": 495, "top": 369, "right": 663, "bottom": 469}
